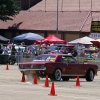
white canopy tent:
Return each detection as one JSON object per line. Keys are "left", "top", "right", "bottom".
{"left": 0, "top": 35, "right": 10, "bottom": 41}
{"left": 68, "top": 36, "right": 95, "bottom": 44}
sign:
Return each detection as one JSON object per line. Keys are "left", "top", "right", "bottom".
{"left": 89, "top": 33, "right": 100, "bottom": 39}
{"left": 91, "top": 21, "right": 100, "bottom": 32}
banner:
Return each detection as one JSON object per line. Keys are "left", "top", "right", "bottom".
{"left": 91, "top": 21, "right": 100, "bottom": 33}
{"left": 89, "top": 33, "right": 100, "bottom": 39}
{"left": 90, "top": 21, "right": 100, "bottom": 39}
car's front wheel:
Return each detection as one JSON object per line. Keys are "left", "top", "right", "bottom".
{"left": 50, "top": 69, "right": 62, "bottom": 81}
{"left": 86, "top": 69, "right": 94, "bottom": 82}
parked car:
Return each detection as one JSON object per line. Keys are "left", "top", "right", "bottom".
{"left": 19, "top": 54, "right": 98, "bottom": 82}
{"left": 44, "top": 44, "right": 77, "bottom": 57}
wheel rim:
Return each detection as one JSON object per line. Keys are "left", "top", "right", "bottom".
{"left": 55, "top": 69, "right": 62, "bottom": 81}
{"left": 90, "top": 70, "right": 94, "bottom": 80}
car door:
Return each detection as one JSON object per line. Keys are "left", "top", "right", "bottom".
{"left": 61, "top": 56, "right": 82, "bottom": 76}
{"left": 76, "top": 62, "right": 87, "bottom": 75}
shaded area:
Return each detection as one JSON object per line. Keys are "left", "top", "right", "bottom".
{"left": 8, "top": 22, "right": 23, "bottom": 29}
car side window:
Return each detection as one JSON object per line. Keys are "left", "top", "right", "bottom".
{"left": 62, "top": 56, "right": 76, "bottom": 63}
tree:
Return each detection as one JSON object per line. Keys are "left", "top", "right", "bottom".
{"left": 0, "top": 0, "right": 20, "bottom": 21}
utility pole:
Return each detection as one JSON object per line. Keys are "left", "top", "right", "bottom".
{"left": 29, "top": 0, "right": 30, "bottom": 8}
{"left": 56, "top": 0, "right": 59, "bottom": 37}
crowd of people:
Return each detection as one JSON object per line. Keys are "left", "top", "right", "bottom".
{"left": 0, "top": 42, "right": 52, "bottom": 63}
{"left": 75, "top": 44, "right": 100, "bottom": 60}
{"left": 0, "top": 42, "right": 100, "bottom": 64}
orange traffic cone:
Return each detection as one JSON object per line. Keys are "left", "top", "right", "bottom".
{"left": 6, "top": 64, "right": 9, "bottom": 70}
{"left": 48, "top": 82, "right": 57, "bottom": 96}
{"left": 44, "top": 75, "right": 49, "bottom": 87}
{"left": 33, "top": 74, "right": 38, "bottom": 84}
{"left": 21, "top": 72, "right": 26, "bottom": 82}
{"left": 75, "top": 76, "right": 81, "bottom": 87}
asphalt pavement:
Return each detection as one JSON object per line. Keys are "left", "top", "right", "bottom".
{"left": 0, "top": 64, "right": 100, "bottom": 100}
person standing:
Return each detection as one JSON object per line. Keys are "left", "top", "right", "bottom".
{"left": 63, "top": 47, "right": 68, "bottom": 54}
{"left": 3, "top": 45, "right": 9, "bottom": 55}
{"left": 11, "top": 45, "right": 16, "bottom": 62}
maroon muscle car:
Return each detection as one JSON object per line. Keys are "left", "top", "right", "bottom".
{"left": 19, "top": 54, "right": 98, "bottom": 82}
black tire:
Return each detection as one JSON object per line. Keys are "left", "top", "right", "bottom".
{"left": 8, "top": 58, "right": 12, "bottom": 65}
{"left": 9, "top": 60, "right": 16, "bottom": 65}
{"left": 8, "top": 57, "right": 16, "bottom": 65}
{"left": 62, "top": 76, "right": 69, "bottom": 81}
{"left": 86, "top": 69, "right": 94, "bottom": 82}
{"left": 50, "top": 69, "right": 62, "bottom": 81}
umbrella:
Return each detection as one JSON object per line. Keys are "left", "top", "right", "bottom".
{"left": 13, "top": 32, "right": 44, "bottom": 41}
{"left": 91, "top": 39, "right": 100, "bottom": 48}
{"left": 0, "top": 35, "right": 10, "bottom": 41}
{"left": 36, "top": 35, "right": 66, "bottom": 44}
{"left": 68, "top": 36, "right": 95, "bottom": 44}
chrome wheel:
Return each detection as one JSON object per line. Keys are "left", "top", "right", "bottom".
{"left": 90, "top": 70, "right": 94, "bottom": 81}
{"left": 54, "top": 69, "right": 62, "bottom": 81}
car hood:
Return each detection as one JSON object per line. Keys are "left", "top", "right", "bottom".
{"left": 19, "top": 61, "right": 49, "bottom": 65}
{"left": 19, "top": 61, "right": 50, "bottom": 71}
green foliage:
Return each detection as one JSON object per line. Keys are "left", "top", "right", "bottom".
{"left": 0, "top": 0, "right": 20, "bottom": 21}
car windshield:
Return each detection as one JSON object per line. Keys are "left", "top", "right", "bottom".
{"left": 33, "top": 55, "right": 56, "bottom": 62}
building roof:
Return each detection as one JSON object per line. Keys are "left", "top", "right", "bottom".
{"left": 0, "top": 0, "right": 100, "bottom": 32}
{"left": 29, "top": 0, "right": 100, "bottom": 12}
{"left": 0, "top": 11, "right": 89, "bottom": 31}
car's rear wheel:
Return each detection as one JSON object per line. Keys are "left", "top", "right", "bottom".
{"left": 50, "top": 69, "right": 62, "bottom": 81}
{"left": 62, "top": 76, "right": 69, "bottom": 81}
{"left": 86, "top": 69, "right": 94, "bottom": 82}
